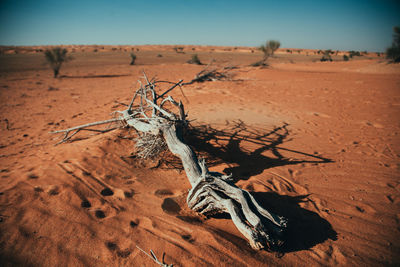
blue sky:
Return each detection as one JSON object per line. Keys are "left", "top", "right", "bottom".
{"left": 0, "top": 0, "right": 399, "bottom": 51}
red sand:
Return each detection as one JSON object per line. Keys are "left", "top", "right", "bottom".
{"left": 0, "top": 46, "right": 399, "bottom": 266}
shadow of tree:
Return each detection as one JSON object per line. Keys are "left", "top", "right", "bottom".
{"left": 180, "top": 120, "right": 333, "bottom": 183}
{"left": 59, "top": 74, "right": 131, "bottom": 79}
{"left": 251, "top": 192, "right": 337, "bottom": 253}
{"left": 164, "top": 120, "right": 337, "bottom": 253}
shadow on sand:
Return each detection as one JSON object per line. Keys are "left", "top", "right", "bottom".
{"left": 169, "top": 120, "right": 337, "bottom": 253}
{"left": 60, "top": 74, "right": 130, "bottom": 79}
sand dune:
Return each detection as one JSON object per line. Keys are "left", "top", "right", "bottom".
{"left": 0, "top": 47, "right": 399, "bottom": 266}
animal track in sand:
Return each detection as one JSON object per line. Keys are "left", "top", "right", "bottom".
{"left": 95, "top": 210, "right": 106, "bottom": 219}
{"left": 360, "top": 120, "right": 384, "bottom": 129}
{"left": 81, "top": 199, "right": 91, "bottom": 208}
{"left": 154, "top": 189, "right": 174, "bottom": 197}
{"left": 161, "top": 198, "right": 181, "bottom": 215}
{"left": 105, "top": 241, "right": 132, "bottom": 258}
{"left": 100, "top": 187, "right": 114, "bottom": 196}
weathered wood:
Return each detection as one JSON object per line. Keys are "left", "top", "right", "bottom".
{"left": 51, "top": 75, "right": 288, "bottom": 250}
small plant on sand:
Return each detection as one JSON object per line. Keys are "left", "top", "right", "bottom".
{"left": 44, "top": 47, "right": 72, "bottom": 78}
{"left": 130, "top": 52, "right": 137, "bottom": 65}
{"left": 343, "top": 54, "right": 349, "bottom": 61}
{"left": 261, "top": 40, "right": 280, "bottom": 57}
{"left": 320, "top": 50, "right": 333, "bottom": 62}
{"left": 251, "top": 40, "right": 281, "bottom": 66}
{"left": 386, "top": 26, "right": 400, "bottom": 63}
{"left": 187, "top": 54, "right": 202, "bottom": 65}
{"left": 349, "top": 50, "right": 361, "bottom": 58}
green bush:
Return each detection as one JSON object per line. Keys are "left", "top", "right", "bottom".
{"left": 187, "top": 54, "right": 202, "bottom": 65}
{"left": 320, "top": 50, "right": 333, "bottom": 62}
{"left": 349, "top": 50, "right": 361, "bottom": 58}
{"left": 343, "top": 54, "right": 349, "bottom": 61}
{"left": 130, "top": 52, "right": 137, "bottom": 65}
{"left": 44, "top": 47, "right": 72, "bottom": 78}
{"left": 253, "top": 40, "right": 280, "bottom": 66}
{"left": 386, "top": 26, "right": 400, "bottom": 63}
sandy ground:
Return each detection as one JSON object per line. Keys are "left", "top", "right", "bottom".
{"left": 0, "top": 47, "right": 399, "bottom": 266}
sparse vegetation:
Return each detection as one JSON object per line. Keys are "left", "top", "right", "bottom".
{"left": 187, "top": 54, "right": 202, "bottom": 65}
{"left": 320, "top": 50, "right": 333, "bottom": 62}
{"left": 174, "top": 46, "right": 184, "bottom": 53}
{"left": 252, "top": 40, "right": 281, "bottom": 66}
{"left": 260, "top": 40, "right": 280, "bottom": 58}
{"left": 44, "top": 47, "right": 72, "bottom": 78}
{"left": 343, "top": 54, "right": 349, "bottom": 61}
{"left": 349, "top": 50, "right": 361, "bottom": 58}
{"left": 157, "top": 54, "right": 163, "bottom": 57}
{"left": 386, "top": 26, "right": 400, "bottom": 63}
{"left": 130, "top": 52, "right": 137, "bottom": 65}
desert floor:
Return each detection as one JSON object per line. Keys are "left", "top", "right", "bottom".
{"left": 0, "top": 47, "right": 399, "bottom": 266}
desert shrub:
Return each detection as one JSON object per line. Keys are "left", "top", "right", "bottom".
{"left": 260, "top": 40, "right": 280, "bottom": 58}
{"left": 174, "top": 47, "right": 184, "bottom": 53}
{"left": 250, "top": 60, "right": 266, "bottom": 67}
{"left": 44, "top": 47, "right": 72, "bottom": 78}
{"left": 157, "top": 54, "right": 163, "bottom": 57}
{"left": 286, "top": 49, "right": 292, "bottom": 54}
{"left": 349, "top": 50, "right": 361, "bottom": 58}
{"left": 253, "top": 40, "right": 280, "bottom": 66}
{"left": 320, "top": 50, "right": 333, "bottom": 62}
{"left": 343, "top": 54, "right": 349, "bottom": 61}
{"left": 376, "top": 52, "right": 381, "bottom": 57}
{"left": 386, "top": 26, "right": 400, "bottom": 63}
{"left": 130, "top": 52, "right": 137, "bottom": 65}
{"left": 187, "top": 54, "right": 202, "bottom": 65}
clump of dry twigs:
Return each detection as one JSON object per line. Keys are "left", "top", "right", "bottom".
{"left": 135, "top": 133, "right": 167, "bottom": 159}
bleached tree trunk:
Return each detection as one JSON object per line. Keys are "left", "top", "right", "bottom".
{"left": 51, "top": 75, "right": 288, "bottom": 250}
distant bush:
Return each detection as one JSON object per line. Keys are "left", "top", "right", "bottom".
{"left": 260, "top": 40, "right": 280, "bottom": 58}
{"left": 386, "top": 26, "right": 400, "bottom": 63}
{"left": 343, "top": 54, "right": 349, "bottom": 61}
{"left": 320, "top": 50, "right": 333, "bottom": 62}
{"left": 376, "top": 52, "right": 381, "bottom": 57}
{"left": 187, "top": 54, "right": 202, "bottom": 65}
{"left": 130, "top": 52, "right": 137, "bottom": 65}
{"left": 157, "top": 54, "right": 163, "bottom": 57}
{"left": 44, "top": 47, "right": 72, "bottom": 78}
{"left": 174, "top": 47, "right": 185, "bottom": 53}
{"left": 253, "top": 40, "right": 280, "bottom": 66}
{"left": 349, "top": 50, "right": 361, "bottom": 58}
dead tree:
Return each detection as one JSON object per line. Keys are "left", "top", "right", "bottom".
{"left": 51, "top": 74, "right": 288, "bottom": 250}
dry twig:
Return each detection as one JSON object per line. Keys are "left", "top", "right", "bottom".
{"left": 51, "top": 72, "right": 287, "bottom": 251}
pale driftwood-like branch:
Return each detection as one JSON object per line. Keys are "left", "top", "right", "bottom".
{"left": 50, "top": 118, "right": 122, "bottom": 144}
{"left": 51, "top": 75, "right": 287, "bottom": 251}
{"left": 136, "top": 245, "right": 173, "bottom": 267}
